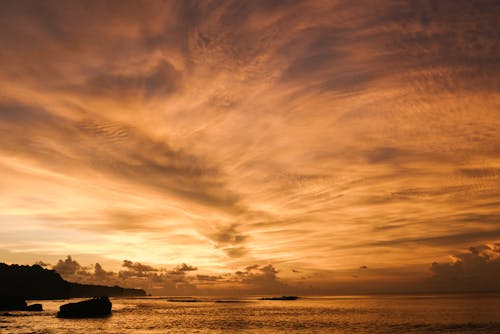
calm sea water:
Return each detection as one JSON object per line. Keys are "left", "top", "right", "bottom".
{"left": 1, "top": 294, "right": 499, "bottom": 333}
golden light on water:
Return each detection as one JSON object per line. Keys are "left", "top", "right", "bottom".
{"left": 0, "top": 0, "right": 499, "bottom": 295}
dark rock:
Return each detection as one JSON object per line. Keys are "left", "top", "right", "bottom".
{"left": 0, "top": 296, "right": 43, "bottom": 311}
{"left": 0, "top": 296, "right": 27, "bottom": 310}
{"left": 259, "top": 296, "right": 299, "bottom": 300}
{"left": 26, "top": 303, "right": 43, "bottom": 311}
{"left": 57, "top": 296, "right": 112, "bottom": 318}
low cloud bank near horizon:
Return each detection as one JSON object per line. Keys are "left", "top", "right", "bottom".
{"left": 427, "top": 244, "right": 500, "bottom": 292}
{"left": 43, "top": 255, "right": 287, "bottom": 296}
{"left": 31, "top": 245, "right": 500, "bottom": 295}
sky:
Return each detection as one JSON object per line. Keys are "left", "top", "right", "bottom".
{"left": 0, "top": 0, "right": 499, "bottom": 295}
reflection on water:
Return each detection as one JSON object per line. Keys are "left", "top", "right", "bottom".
{"left": 2, "top": 294, "right": 500, "bottom": 333}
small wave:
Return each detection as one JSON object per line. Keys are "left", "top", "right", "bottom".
{"left": 1, "top": 312, "right": 35, "bottom": 317}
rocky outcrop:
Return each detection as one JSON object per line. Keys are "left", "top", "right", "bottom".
{"left": 0, "top": 296, "right": 28, "bottom": 311}
{"left": 26, "top": 303, "right": 43, "bottom": 311}
{"left": 57, "top": 296, "right": 112, "bottom": 318}
{"left": 259, "top": 296, "right": 299, "bottom": 300}
{"left": 0, "top": 296, "right": 43, "bottom": 311}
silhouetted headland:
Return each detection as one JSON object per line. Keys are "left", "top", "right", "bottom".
{"left": 259, "top": 296, "right": 299, "bottom": 300}
{"left": 0, "top": 263, "right": 146, "bottom": 303}
{"left": 57, "top": 296, "right": 112, "bottom": 318}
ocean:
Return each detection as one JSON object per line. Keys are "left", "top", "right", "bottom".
{"left": 2, "top": 294, "right": 499, "bottom": 333}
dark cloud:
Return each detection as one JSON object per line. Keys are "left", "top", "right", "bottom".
{"left": 367, "top": 229, "right": 500, "bottom": 248}
{"left": 196, "top": 274, "right": 221, "bottom": 282}
{"left": 429, "top": 244, "right": 500, "bottom": 292}
{"left": 74, "top": 60, "right": 183, "bottom": 100}
{"left": 169, "top": 263, "right": 198, "bottom": 274}
{"left": 231, "top": 264, "right": 286, "bottom": 292}
{"left": 278, "top": 27, "right": 346, "bottom": 82}
{"left": 52, "top": 256, "right": 202, "bottom": 296}
{"left": 277, "top": 21, "right": 390, "bottom": 95}
{"left": 120, "top": 259, "right": 158, "bottom": 278}
{"left": 0, "top": 103, "right": 61, "bottom": 126}
{"left": 459, "top": 168, "right": 500, "bottom": 179}
{"left": 211, "top": 224, "right": 248, "bottom": 246}
{"left": 274, "top": 0, "right": 500, "bottom": 97}
{"left": 102, "top": 210, "right": 159, "bottom": 232}
{"left": 365, "top": 147, "right": 407, "bottom": 164}
{"left": 0, "top": 1, "right": 178, "bottom": 65}
{"left": 208, "top": 224, "right": 249, "bottom": 258}
{"left": 389, "top": 1, "right": 500, "bottom": 63}
{"left": 50, "top": 255, "right": 294, "bottom": 295}
{"left": 53, "top": 256, "right": 81, "bottom": 276}
{"left": 224, "top": 247, "right": 248, "bottom": 258}
{"left": 34, "top": 260, "right": 50, "bottom": 267}
{"left": 94, "top": 263, "right": 114, "bottom": 281}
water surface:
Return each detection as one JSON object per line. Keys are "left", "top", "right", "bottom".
{"left": 2, "top": 294, "right": 499, "bottom": 333}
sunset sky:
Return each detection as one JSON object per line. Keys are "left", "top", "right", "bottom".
{"left": 1, "top": 0, "right": 499, "bottom": 295}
